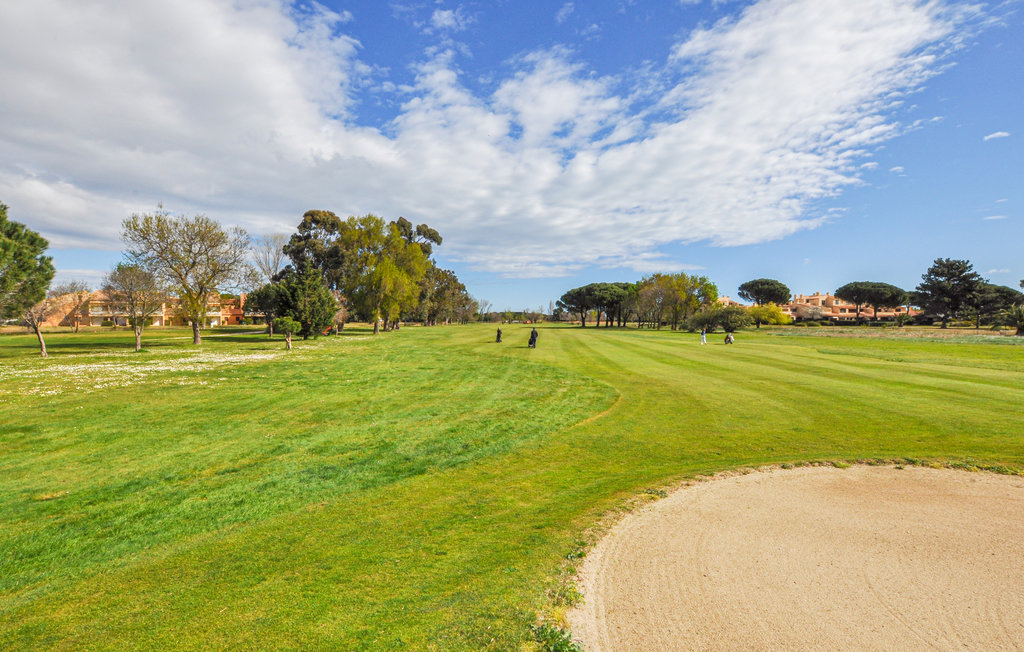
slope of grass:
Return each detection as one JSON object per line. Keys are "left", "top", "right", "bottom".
{"left": 2, "top": 324, "right": 1022, "bottom": 649}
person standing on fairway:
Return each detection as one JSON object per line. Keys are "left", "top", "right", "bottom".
{"left": 528, "top": 327, "right": 538, "bottom": 348}
{"left": 496, "top": 327, "right": 502, "bottom": 343}
{"left": 700, "top": 327, "right": 707, "bottom": 344}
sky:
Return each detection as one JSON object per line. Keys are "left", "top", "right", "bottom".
{"left": 0, "top": 0, "right": 1021, "bottom": 311}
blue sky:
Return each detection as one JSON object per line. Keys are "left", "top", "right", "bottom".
{"left": 0, "top": 0, "right": 1020, "bottom": 311}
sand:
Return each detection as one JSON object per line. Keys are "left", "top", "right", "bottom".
{"left": 567, "top": 465, "right": 1024, "bottom": 651}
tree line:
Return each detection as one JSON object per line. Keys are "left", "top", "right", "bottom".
{"left": 556, "top": 273, "right": 721, "bottom": 330}
{"left": 1, "top": 202, "right": 483, "bottom": 357}
{"left": 557, "top": 258, "right": 1024, "bottom": 334}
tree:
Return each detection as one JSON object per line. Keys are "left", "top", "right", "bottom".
{"left": 248, "top": 282, "right": 288, "bottom": 337}
{"left": 330, "top": 290, "right": 348, "bottom": 333}
{"left": 835, "top": 281, "right": 905, "bottom": 323}
{"left": 865, "top": 283, "right": 907, "bottom": 322}
{"left": 1, "top": 203, "right": 55, "bottom": 326}
{"left": 966, "top": 283, "right": 1024, "bottom": 330}
{"left": 273, "top": 316, "right": 301, "bottom": 351}
{"left": 394, "top": 216, "right": 443, "bottom": 257}
{"left": 417, "top": 266, "right": 467, "bottom": 325}
{"left": 737, "top": 279, "right": 791, "bottom": 318}
{"left": 557, "top": 286, "right": 594, "bottom": 327}
{"left": 284, "top": 212, "right": 430, "bottom": 334}
{"left": 915, "top": 258, "right": 983, "bottom": 328}
{"left": 102, "top": 263, "right": 166, "bottom": 351}
{"left": 281, "top": 210, "right": 348, "bottom": 290}
{"left": 339, "top": 216, "right": 428, "bottom": 334}
{"left": 122, "top": 211, "right": 250, "bottom": 345}
{"left": 278, "top": 267, "right": 338, "bottom": 339}
{"left": 21, "top": 295, "right": 63, "bottom": 357}
{"left": 717, "top": 305, "right": 754, "bottom": 332}
{"left": 689, "top": 305, "right": 753, "bottom": 333}
{"left": 834, "top": 282, "right": 873, "bottom": 323}
{"left": 1006, "top": 303, "right": 1024, "bottom": 336}
{"left": 591, "top": 283, "right": 629, "bottom": 327}
{"left": 251, "top": 233, "right": 288, "bottom": 283}
{"left": 748, "top": 302, "right": 792, "bottom": 326}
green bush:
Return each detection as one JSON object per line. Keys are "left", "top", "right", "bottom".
{"left": 531, "top": 624, "right": 582, "bottom": 652}
{"left": 101, "top": 319, "right": 113, "bottom": 327}
{"left": 805, "top": 321, "right": 820, "bottom": 327}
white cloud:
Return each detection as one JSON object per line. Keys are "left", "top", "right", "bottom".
{"left": 860, "top": 161, "right": 879, "bottom": 169}
{"left": 982, "top": 215, "right": 1007, "bottom": 220}
{"left": 429, "top": 8, "right": 471, "bottom": 33}
{"left": 0, "top": 0, "right": 972, "bottom": 277}
{"left": 987, "top": 268, "right": 1010, "bottom": 274}
{"left": 890, "top": 166, "right": 906, "bottom": 174}
{"left": 556, "top": 3, "right": 575, "bottom": 24}
{"left": 983, "top": 131, "right": 1010, "bottom": 141}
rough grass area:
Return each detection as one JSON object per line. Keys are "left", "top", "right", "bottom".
{"left": 1, "top": 324, "right": 1022, "bottom": 649}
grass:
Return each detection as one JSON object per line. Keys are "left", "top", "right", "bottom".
{"left": 2, "top": 323, "right": 1023, "bottom": 649}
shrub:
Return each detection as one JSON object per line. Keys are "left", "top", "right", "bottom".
{"left": 101, "top": 319, "right": 113, "bottom": 327}
{"left": 531, "top": 624, "right": 582, "bottom": 652}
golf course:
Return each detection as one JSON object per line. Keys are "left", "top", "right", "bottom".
{"left": 2, "top": 323, "right": 1023, "bottom": 649}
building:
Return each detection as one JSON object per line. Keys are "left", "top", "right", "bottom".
{"left": 717, "top": 295, "right": 747, "bottom": 307}
{"left": 782, "top": 292, "right": 917, "bottom": 321}
{"left": 43, "top": 291, "right": 247, "bottom": 328}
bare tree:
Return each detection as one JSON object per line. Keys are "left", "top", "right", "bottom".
{"left": 22, "top": 295, "right": 64, "bottom": 357}
{"left": 102, "top": 263, "right": 166, "bottom": 351}
{"left": 122, "top": 211, "right": 249, "bottom": 345}
{"left": 252, "top": 233, "right": 288, "bottom": 283}
{"left": 50, "top": 280, "right": 92, "bottom": 332}
{"left": 331, "top": 290, "right": 348, "bottom": 333}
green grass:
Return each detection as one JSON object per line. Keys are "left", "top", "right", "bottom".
{"left": 2, "top": 324, "right": 1023, "bottom": 649}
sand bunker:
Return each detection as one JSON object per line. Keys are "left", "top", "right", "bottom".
{"left": 568, "top": 465, "right": 1024, "bottom": 651}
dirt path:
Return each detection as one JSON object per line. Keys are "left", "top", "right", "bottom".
{"left": 568, "top": 465, "right": 1024, "bottom": 651}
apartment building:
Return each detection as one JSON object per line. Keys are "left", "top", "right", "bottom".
{"left": 44, "top": 291, "right": 247, "bottom": 328}
{"left": 782, "top": 292, "right": 917, "bottom": 321}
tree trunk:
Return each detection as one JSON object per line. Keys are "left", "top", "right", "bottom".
{"left": 941, "top": 316, "right": 949, "bottom": 329}
{"left": 134, "top": 325, "right": 143, "bottom": 352}
{"left": 192, "top": 320, "right": 202, "bottom": 345}
{"left": 373, "top": 320, "right": 380, "bottom": 335}
{"left": 34, "top": 325, "right": 48, "bottom": 358}
{"left": 285, "top": 332, "right": 292, "bottom": 350}
{"left": 267, "top": 319, "right": 274, "bottom": 338}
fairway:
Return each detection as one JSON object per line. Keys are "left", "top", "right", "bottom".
{"left": 2, "top": 324, "right": 1023, "bottom": 649}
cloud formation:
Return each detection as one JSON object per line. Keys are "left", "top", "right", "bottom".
{"left": 983, "top": 131, "right": 1010, "bottom": 141}
{"left": 0, "top": 0, "right": 973, "bottom": 277}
